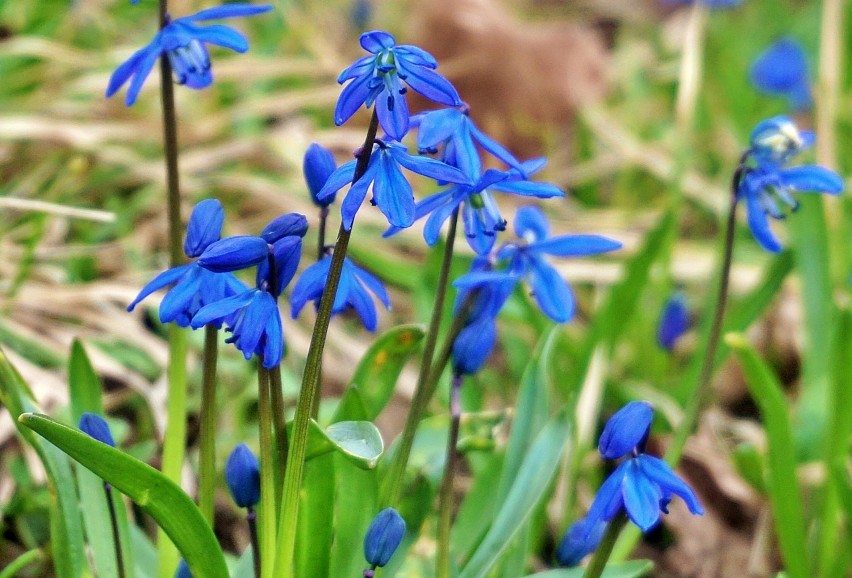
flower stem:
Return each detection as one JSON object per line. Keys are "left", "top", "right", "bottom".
{"left": 274, "top": 109, "right": 380, "bottom": 578}
{"left": 257, "top": 363, "right": 277, "bottom": 578}
{"left": 198, "top": 324, "right": 218, "bottom": 526}
{"left": 436, "top": 374, "right": 464, "bottom": 578}
{"left": 104, "top": 484, "right": 126, "bottom": 578}
{"left": 380, "top": 209, "right": 460, "bottom": 507}
{"left": 582, "top": 515, "right": 628, "bottom": 578}
{"left": 269, "top": 364, "right": 288, "bottom": 507}
{"left": 318, "top": 206, "right": 329, "bottom": 261}
{"left": 247, "top": 508, "right": 262, "bottom": 578}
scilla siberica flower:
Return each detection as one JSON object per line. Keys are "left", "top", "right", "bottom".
{"left": 225, "top": 444, "right": 260, "bottom": 509}
{"left": 127, "top": 199, "right": 248, "bottom": 328}
{"left": 175, "top": 560, "right": 193, "bottom": 578}
{"left": 657, "top": 292, "right": 690, "bottom": 351}
{"left": 304, "top": 143, "right": 338, "bottom": 208}
{"left": 291, "top": 255, "right": 390, "bottom": 331}
{"left": 316, "top": 139, "right": 471, "bottom": 230}
{"left": 106, "top": 4, "right": 272, "bottom": 106}
{"left": 750, "top": 38, "right": 812, "bottom": 111}
{"left": 555, "top": 516, "right": 606, "bottom": 567}
{"left": 336, "top": 31, "right": 462, "bottom": 140}
{"left": 79, "top": 413, "right": 116, "bottom": 447}
{"left": 585, "top": 401, "right": 703, "bottom": 534}
{"left": 739, "top": 116, "right": 844, "bottom": 253}
{"left": 363, "top": 508, "right": 406, "bottom": 572}
{"left": 456, "top": 207, "right": 621, "bottom": 323}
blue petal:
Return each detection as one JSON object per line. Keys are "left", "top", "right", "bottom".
{"left": 598, "top": 401, "right": 654, "bottom": 460}
{"left": 338, "top": 55, "right": 375, "bottom": 83}
{"left": 334, "top": 261, "right": 355, "bottom": 313}
{"left": 468, "top": 121, "right": 525, "bottom": 173}
{"left": 303, "top": 143, "right": 338, "bottom": 204}
{"left": 191, "top": 290, "right": 254, "bottom": 329}
{"left": 352, "top": 263, "right": 391, "bottom": 309}
{"left": 363, "top": 508, "right": 406, "bottom": 568}
{"left": 267, "top": 236, "right": 302, "bottom": 295}
{"left": 335, "top": 73, "right": 375, "bottom": 126}
{"left": 106, "top": 45, "right": 152, "bottom": 99}
{"left": 373, "top": 151, "right": 415, "bottom": 228}
{"left": 452, "top": 317, "right": 497, "bottom": 375}
{"left": 417, "top": 108, "right": 464, "bottom": 150}
{"left": 348, "top": 280, "right": 379, "bottom": 331}
{"left": 657, "top": 293, "right": 690, "bottom": 350}
{"left": 555, "top": 517, "right": 606, "bottom": 567}
{"left": 376, "top": 85, "right": 410, "bottom": 141}
{"left": 532, "top": 235, "right": 622, "bottom": 258}
{"left": 622, "top": 459, "right": 663, "bottom": 532}
{"left": 184, "top": 23, "right": 249, "bottom": 53}
{"left": 423, "top": 194, "right": 463, "bottom": 246}
{"left": 453, "top": 270, "right": 518, "bottom": 291}
{"left": 262, "top": 303, "right": 284, "bottom": 367}
{"left": 291, "top": 258, "right": 331, "bottom": 317}
{"left": 778, "top": 165, "right": 844, "bottom": 194}
{"left": 744, "top": 189, "right": 782, "bottom": 252}
{"left": 638, "top": 455, "right": 704, "bottom": 516}
{"left": 394, "top": 45, "right": 438, "bottom": 68}
{"left": 449, "top": 126, "right": 482, "bottom": 182}
{"left": 389, "top": 146, "right": 471, "bottom": 185}
{"left": 750, "top": 38, "right": 809, "bottom": 97}
{"left": 159, "top": 268, "right": 203, "bottom": 326}
{"left": 79, "top": 413, "right": 116, "bottom": 447}
{"left": 491, "top": 179, "right": 564, "bottom": 198}
{"left": 341, "top": 158, "right": 379, "bottom": 230}
{"left": 513, "top": 206, "right": 549, "bottom": 242}
{"left": 261, "top": 213, "right": 309, "bottom": 243}
{"left": 224, "top": 444, "right": 260, "bottom": 508}
{"left": 197, "top": 236, "right": 269, "bottom": 272}
{"left": 127, "top": 263, "right": 193, "bottom": 311}
{"left": 186, "top": 4, "right": 273, "bottom": 22}
{"left": 184, "top": 199, "right": 224, "bottom": 258}
{"left": 235, "top": 292, "right": 271, "bottom": 358}
{"left": 360, "top": 30, "right": 396, "bottom": 53}
{"left": 317, "top": 160, "right": 357, "bottom": 203}
{"left": 585, "top": 461, "right": 628, "bottom": 532}
{"left": 395, "top": 58, "right": 461, "bottom": 106}
{"left": 528, "top": 257, "right": 574, "bottom": 323}
{"left": 123, "top": 42, "right": 162, "bottom": 106}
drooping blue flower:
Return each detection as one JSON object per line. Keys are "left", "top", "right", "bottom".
{"left": 335, "top": 30, "right": 461, "bottom": 140}
{"left": 657, "top": 292, "right": 690, "bottom": 351}
{"left": 79, "top": 413, "right": 116, "bottom": 447}
{"left": 316, "top": 140, "right": 471, "bottom": 230}
{"left": 740, "top": 117, "right": 844, "bottom": 253}
{"left": 197, "top": 235, "right": 270, "bottom": 273}
{"left": 191, "top": 287, "right": 283, "bottom": 368}
{"left": 128, "top": 199, "right": 249, "bottom": 328}
{"left": 106, "top": 4, "right": 273, "bottom": 106}
{"left": 225, "top": 444, "right": 260, "bottom": 509}
{"left": 555, "top": 516, "right": 606, "bottom": 567}
{"left": 304, "top": 143, "right": 339, "bottom": 207}
{"left": 291, "top": 255, "right": 390, "bottom": 331}
{"left": 750, "top": 38, "right": 812, "bottom": 110}
{"left": 260, "top": 213, "right": 309, "bottom": 243}
{"left": 363, "top": 508, "right": 406, "bottom": 568}
{"left": 598, "top": 401, "right": 654, "bottom": 460}
{"left": 255, "top": 236, "right": 303, "bottom": 297}
{"left": 414, "top": 106, "right": 525, "bottom": 181}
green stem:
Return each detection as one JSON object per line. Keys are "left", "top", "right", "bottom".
{"left": 582, "top": 515, "right": 628, "bottom": 578}
{"left": 104, "top": 484, "right": 126, "bottom": 578}
{"left": 198, "top": 324, "right": 218, "bottom": 526}
{"left": 0, "top": 548, "right": 43, "bottom": 578}
{"left": 274, "top": 109, "right": 380, "bottom": 578}
{"left": 248, "top": 508, "right": 262, "bottom": 578}
{"left": 269, "top": 364, "right": 288, "bottom": 508}
{"left": 436, "top": 374, "right": 464, "bottom": 578}
{"left": 257, "top": 363, "right": 277, "bottom": 578}
{"left": 380, "top": 209, "right": 460, "bottom": 507}
{"left": 317, "top": 206, "right": 329, "bottom": 261}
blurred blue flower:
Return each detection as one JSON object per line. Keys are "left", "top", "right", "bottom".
{"left": 598, "top": 401, "right": 654, "bottom": 460}
{"left": 225, "top": 444, "right": 260, "bottom": 509}
{"left": 79, "top": 413, "right": 116, "bottom": 447}
{"left": 740, "top": 117, "right": 844, "bottom": 253}
{"left": 657, "top": 292, "right": 690, "bottom": 350}
{"left": 363, "top": 508, "right": 406, "bottom": 568}
{"left": 106, "top": 4, "right": 273, "bottom": 106}
{"left": 128, "top": 199, "right": 249, "bottom": 328}
{"left": 555, "top": 516, "right": 606, "bottom": 567}
{"left": 304, "top": 143, "right": 338, "bottom": 207}
{"left": 175, "top": 560, "right": 193, "bottom": 578}
{"left": 750, "top": 38, "right": 812, "bottom": 110}
{"left": 335, "top": 30, "right": 462, "bottom": 140}
{"left": 291, "top": 255, "right": 390, "bottom": 331}
{"left": 316, "top": 140, "right": 470, "bottom": 230}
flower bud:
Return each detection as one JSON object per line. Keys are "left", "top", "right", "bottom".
{"left": 197, "top": 236, "right": 269, "bottom": 273}
{"left": 225, "top": 444, "right": 260, "bottom": 509}
{"left": 79, "top": 413, "right": 116, "bottom": 447}
{"left": 304, "top": 143, "right": 337, "bottom": 207}
{"left": 749, "top": 115, "right": 814, "bottom": 166}
{"left": 261, "top": 213, "right": 309, "bottom": 243}
{"left": 363, "top": 507, "right": 405, "bottom": 568}
{"left": 657, "top": 292, "right": 689, "bottom": 351}
{"left": 598, "top": 401, "right": 654, "bottom": 459}
{"left": 184, "top": 199, "right": 224, "bottom": 258}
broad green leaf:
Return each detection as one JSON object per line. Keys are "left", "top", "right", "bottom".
{"left": 334, "top": 324, "right": 425, "bottom": 422}
{"left": 329, "top": 455, "right": 379, "bottom": 578}
{"left": 458, "top": 412, "right": 570, "bottom": 578}
{"left": 130, "top": 525, "right": 157, "bottom": 578}
{"left": 297, "top": 419, "right": 384, "bottom": 469}
{"left": 0, "top": 349, "right": 86, "bottom": 578}
{"left": 18, "top": 413, "right": 229, "bottom": 578}
{"left": 726, "top": 334, "right": 809, "bottom": 578}
{"left": 519, "top": 560, "right": 654, "bottom": 578}
{"left": 295, "top": 454, "right": 334, "bottom": 578}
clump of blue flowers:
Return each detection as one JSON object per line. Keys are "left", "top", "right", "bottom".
{"left": 106, "top": 4, "right": 272, "bottom": 106}
{"left": 738, "top": 116, "right": 843, "bottom": 252}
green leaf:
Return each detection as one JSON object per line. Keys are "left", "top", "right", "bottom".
{"left": 295, "top": 454, "right": 335, "bottom": 578}
{"left": 726, "top": 334, "right": 809, "bottom": 578}
{"left": 298, "top": 419, "right": 385, "bottom": 469}
{"left": 329, "top": 455, "right": 379, "bottom": 578}
{"left": 333, "top": 324, "right": 425, "bottom": 422}
{"left": 519, "top": 560, "right": 654, "bottom": 578}
{"left": 0, "top": 349, "right": 86, "bottom": 578}
{"left": 730, "top": 444, "right": 766, "bottom": 494}
{"left": 458, "top": 412, "right": 570, "bottom": 578}
{"left": 18, "top": 413, "right": 229, "bottom": 578}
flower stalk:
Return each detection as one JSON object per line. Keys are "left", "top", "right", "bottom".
{"left": 198, "top": 324, "right": 219, "bottom": 526}
{"left": 247, "top": 508, "right": 262, "bottom": 578}
{"left": 436, "top": 374, "right": 464, "bottom": 578}
{"left": 257, "top": 363, "right": 277, "bottom": 578}
{"left": 104, "top": 483, "right": 127, "bottom": 578}
{"left": 582, "top": 515, "right": 628, "bottom": 578}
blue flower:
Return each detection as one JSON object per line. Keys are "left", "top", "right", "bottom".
{"left": 255, "top": 236, "right": 303, "bottom": 297}
{"left": 291, "top": 256, "right": 390, "bottom": 331}
{"left": 175, "top": 560, "right": 193, "bottom": 578}
{"left": 79, "top": 413, "right": 116, "bottom": 447}
{"left": 414, "top": 106, "right": 524, "bottom": 181}
{"left": 740, "top": 117, "right": 844, "bottom": 253}
{"left": 657, "top": 292, "right": 690, "bottom": 351}
{"left": 128, "top": 199, "right": 249, "bottom": 327}
{"left": 191, "top": 287, "right": 283, "bottom": 368}
{"left": 106, "top": 4, "right": 273, "bottom": 106}
{"left": 197, "top": 235, "right": 270, "bottom": 273}
{"left": 555, "top": 516, "right": 606, "bottom": 567}
{"left": 363, "top": 508, "right": 406, "bottom": 568}
{"left": 598, "top": 401, "right": 654, "bottom": 460}
{"left": 225, "top": 444, "right": 260, "bottom": 509}
{"left": 303, "top": 143, "right": 338, "bottom": 207}
{"left": 261, "top": 213, "right": 309, "bottom": 243}
{"left": 316, "top": 140, "right": 471, "bottom": 230}
{"left": 335, "top": 30, "right": 461, "bottom": 140}
{"left": 750, "top": 38, "right": 812, "bottom": 111}
{"left": 470, "top": 206, "right": 621, "bottom": 323}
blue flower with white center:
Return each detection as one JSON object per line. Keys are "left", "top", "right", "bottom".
{"left": 106, "top": 4, "right": 273, "bottom": 106}
{"left": 750, "top": 38, "right": 812, "bottom": 111}
{"left": 598, "top": 401, "right": 653, "bottom": 460}
{"left": 290, "top": 255, "right": 390, "bottom": 332}
{"left": 414, "top": 106, "right": 525, "bottom": 181}
{"left": 225, "top": 444, "right": 260, "bottom": 509}
{"left": 79, "top": 413, "right": 116, "bottom": 447}
{"left": 657, "top": 292, "right": 690, "bottom": 351}
{"left": 336, "top": 30, "right": 461, "bottom": 140}
{"left": 316, "top": 139, "right": 471, "bottom": 230}
{"left": 128, "top": 199, "right": 249, "bottom": 328}
{"left": 303, "top": 143, "right": 338, "bottom": 207}
{"left": 555, "top": 516, "right": 606, "bottom": 567}
{"left": 363, "top": 508, "right": 406, "bottom": 569}
{"left": 739, "top": 117, "right": 844, "bottom": 253}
